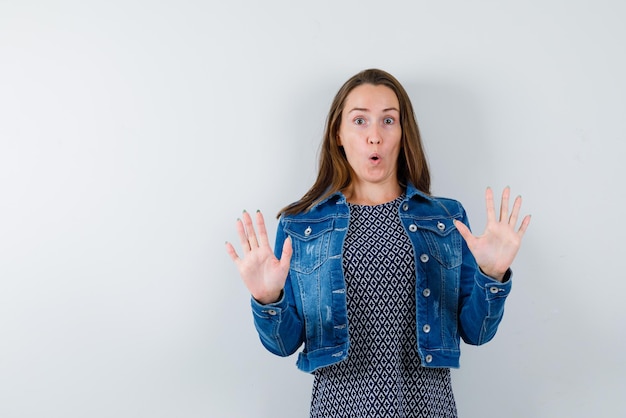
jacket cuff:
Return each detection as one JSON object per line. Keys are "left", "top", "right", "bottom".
{"left": 250, "top": 290, "right": 288, "bottom": 317}
{"left": 476, "top": 268, "right": 512, "bottom": 299}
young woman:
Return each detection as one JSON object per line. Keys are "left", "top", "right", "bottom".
{"left": 226, "top": 68, "right": 531, "bottom": 417}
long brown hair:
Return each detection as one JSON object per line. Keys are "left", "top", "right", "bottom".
{"left": 279, "top": 68, "right": 430, "bottom": 217}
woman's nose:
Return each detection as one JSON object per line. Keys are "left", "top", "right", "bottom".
{"left": 368, "top": 129, "right": 382, "bottom": 144}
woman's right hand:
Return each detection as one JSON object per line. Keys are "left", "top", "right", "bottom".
{"left": 225, "top": 210, "right": 292, "bottom": 305}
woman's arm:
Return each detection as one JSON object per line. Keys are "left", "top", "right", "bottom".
{"left": 226, "top": 211, "right": 305, "bottom": 356}
{"left": 455, "top": 187, "right": 530, "bottom": 345}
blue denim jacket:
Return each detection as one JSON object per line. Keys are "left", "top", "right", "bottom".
{"left": 251, "top": 184, "right": 512, "bottom": 373}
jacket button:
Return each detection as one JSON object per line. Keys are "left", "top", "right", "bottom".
{"left": 266, "top": 309, "right": 277, "bottom": 316}
{"left": 409, "top": 224, "right": 417, "bottom": 232}
{"left": 402, "top": 203, "right": 409, "bottom": 211}
{"left": 420, "top": 254, "right": 429, "bottom": 263}
{"left": 422, "top": 288, "right": 431, "bottom": 297}
{"left": 425, "top": 355, "right": 433, "bottom": 363}
{"left": 437, "top": 221, "right": 445, "bottom": 231}
{"left": 490, "top": 287, "right": 500, "bottom": 294}
{"left": 423, "top": 324, "right": 431, "bottom": 333}
{"left": 304, "top": 226, "right": 312, "bottom": 236}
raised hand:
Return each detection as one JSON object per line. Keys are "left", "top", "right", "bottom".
{"left": 225, "top": 210, "right": 292, "bottom": 304}
{"left": 454, "top": 187, "right": 531, "bottom": 282}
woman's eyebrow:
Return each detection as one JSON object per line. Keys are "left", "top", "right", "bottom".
{"left": 347, "top": 107, "right": 399, "bottom": 113}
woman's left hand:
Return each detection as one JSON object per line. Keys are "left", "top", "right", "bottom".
{"left": 454, "top": 187, "right": 531, "bottom": 282}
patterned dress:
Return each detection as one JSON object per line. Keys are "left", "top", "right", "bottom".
{"left": 309, "top": 195, "right": 458, "bottom": 418}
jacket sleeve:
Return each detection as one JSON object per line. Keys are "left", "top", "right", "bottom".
{"left": 250, "top": 219, "right": 305, "bottom": 357}
{"left": 457, "top": 206, "right": 512, "bottom": 346}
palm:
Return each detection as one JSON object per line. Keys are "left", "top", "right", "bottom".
{"left": 454, "top": 187, "right": 531, "bottom": 281}
{"left": 226, "top": 210, "right": 292, "bottom": 304}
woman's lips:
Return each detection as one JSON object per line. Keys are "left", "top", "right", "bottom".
{"left": 369, "top": 153, "right": 381, "bottom": 165}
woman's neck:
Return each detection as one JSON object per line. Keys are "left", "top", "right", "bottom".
{"left": 343, "top": 180, "right": 403, "bottom": 206}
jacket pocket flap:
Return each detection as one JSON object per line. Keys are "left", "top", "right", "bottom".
{"left": 284, "top": 218, "right": 335, "bottom": 241}
{"left": 413, "top": 218, "right": 457, "bottom": 237}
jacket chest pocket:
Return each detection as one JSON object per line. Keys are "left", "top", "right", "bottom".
{"left": 284, "top": 218, "right": 334, "bottom": 274}
{"left": 412, "top": 218, "right": 462, "bottom": 269}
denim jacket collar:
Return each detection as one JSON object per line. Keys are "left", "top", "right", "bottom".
{"left": 311, "top": 182, "right": 433, "bottom": 210}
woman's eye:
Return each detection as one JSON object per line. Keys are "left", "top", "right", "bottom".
{"left": 384, "top": 117, "right": 395, "bottom": 125}
{"left": 354, "top": 118, "right": 366, "bottom": 125}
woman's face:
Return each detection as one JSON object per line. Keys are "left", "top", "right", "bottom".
{"left": 338, "top": 83, "right": 402, "bottom": 187}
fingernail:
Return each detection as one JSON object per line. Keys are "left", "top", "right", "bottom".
{"left": 242, "top": 209, "right": 247, "bottom": 213}
{"left": 256, "top": 209, "right": 260, "bottom": 213}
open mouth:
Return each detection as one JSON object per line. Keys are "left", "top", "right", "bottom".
{"left": 369, "top": 153, "right": 381, "bottom": 162}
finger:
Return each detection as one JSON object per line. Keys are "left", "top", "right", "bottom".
{"left": 225, "top": 241, "right": 241, "bottom": 263}
{"left": 485, "top": 187, "right": 496, "bottom": 223}
{"left": 235, "top": 217, "right": 251, "bottom": 253}
{"left": 454, "top": 219, "right": 474, "bottom": 245}
{"left": 241, "top": 210, "right": 259, "bottom": 248}
{"left": 499, "top": 186, "right": 510, "bottom": 222}
{"left": 517, "top": 214, "right": 532, "bottom": 237}
{"left": 255, "top": 210, "right": 270, "bottom": 247}
{"left": 509, "top": 195, "right": 522, "bottom": 226}
{"left": 279, "top": 236, "right": 293, "bottom": 269}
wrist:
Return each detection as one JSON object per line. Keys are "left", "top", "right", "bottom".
{"left": 253, "top": 289, "right": 283, "bottom": 305}
{"left": 479, "top": 267, "right": 508, "bottom": 283}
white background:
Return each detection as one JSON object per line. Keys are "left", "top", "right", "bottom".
{"left": 1, "top": 1, "right": 625, "bottom": 417}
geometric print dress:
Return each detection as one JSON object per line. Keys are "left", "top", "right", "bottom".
{"left": 309, "top": 195, "right": 458, "bottom": 417}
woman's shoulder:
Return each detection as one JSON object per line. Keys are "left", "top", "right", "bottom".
{"left": 429, "top": 194, "right": 463, "bottom": 207}
{"left": 407, "top": 192, "right": 465, "bottom": 218}
{"left": 281, "top": 198, "right": 348, "bottom": 222}
{"left": 280, "top": 192, "right": 348, "bottom": 221}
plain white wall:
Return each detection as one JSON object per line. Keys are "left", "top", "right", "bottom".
{"left": 1, "top": 1, "right": 625, "bottom": 417}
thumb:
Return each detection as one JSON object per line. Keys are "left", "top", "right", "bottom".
{"left": 454, "top": 219, "right": 473, "bottom": 244}
{"left": 279, "top": 236, "right": 293, "bottom": 269}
